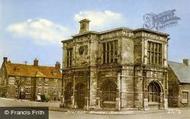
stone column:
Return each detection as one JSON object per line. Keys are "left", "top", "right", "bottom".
{"left": 85, "top": 96, "right": 89, "bottom": 110}
{"left": 96, "top": 97, "right": 101, "bottom": 109}
{"left": 143, "top": 88, "right": 148, "bottom": 110}
{"left": 143, "top": 70, "right": 148, "bottom": 110}
{"left": 164, "top": 71, "right": 168, "bottom": 109}
{"left": 72, "top": 75, "right": 77, "bottom": 108}
{"left": 144, "top": 40, "right": 148, "bottom": 64}
{"left": 96, "top": 87, "right": 101, "bottom": 109}
{"left": 60, "top": 94, "right": 65, "bottom": 107}
{"left": 89, "top": 68, "right": 97, "bottom": 109}
{"left": 116, "top": 73, "right": 121, "bottom": 110}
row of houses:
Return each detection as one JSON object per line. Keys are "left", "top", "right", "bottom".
{"left": 0, "top": 57, "right": 62, "bottom": 101}
{"left": 0, "top": 19, "right": 189, "bottom": 110}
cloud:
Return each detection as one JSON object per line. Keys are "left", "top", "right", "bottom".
{"left": 74, "top": 10, "right": 126, "bottom": 30}
{"left": 7, "top": 18, "right": 71, "bottom": 45}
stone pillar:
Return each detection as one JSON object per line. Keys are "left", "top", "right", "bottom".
{"left": 85, "top": 96, "right": 89, "bottom": 110}
{"left": 143, "top": 98, "right": 148, "bottom": 110}
{"left": 71, "top": 95, "right": 77, "bottom": 108}
{"left": 116, "top": 97, "right": 121, "bottom": 110}
{"left": 164, "top": 87, "right": 168, "bottom": 109}
{"left": 134, "top": 67, "right": 144, "bottom": 109}
{"left": 143, "top": 85, "right": 149, "bottom": 110}
{"left": 116, "top": 73, "right": 121, "bottom": 110}
{"left": 164, "top": 71, "right": 168, "bottom": 109}
{"left": 72, "top": 75, "right": 77, "bottom": 108}
{"left": 60, "top": 95, "right": 65, "bottom": 107}
{"left": 89, "top": 68, "right": 97, "bottom": 109}
{"left": 143, "top": 71, "right": 148, "bottom": 110}
{"left": 96, "top": 97, "right": 101, "bottom": 109}
{"left": 164, "top": 98, "right": 168, "bottom": 109}
{"left": 164, "top": 43, "right": 168, "bottom": 67}
{"left": 144, "top": 40, "right": 148, "bottom": 64}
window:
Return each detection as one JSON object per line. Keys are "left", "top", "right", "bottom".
{"left": 147, "top": 41, "right": 162, "bottom": 65}
{"left": 102, "top": 40, "right": 118, "bottom": 64}
{"left": 45, "top": 78, "right": 49, "bottom": 86}
{"left": 37, "top": 88, "right": 42, "bottom": 94}
{"left": 148, "top": 82, "right": 161, "bottom": 103}
{"left": 26, "top": 78, "right": 31, "bottom": 85}
{"left": 181, "top": 91, "right": 188, "bottom": 104}
{"left": 25, "top": 87, "right": 31, "bottom": 94}
{"left": 38, "top": 78, "right": 42, "bottom": 86}
{"left": 66, "top": 48, "right": 73, "bottom": 67}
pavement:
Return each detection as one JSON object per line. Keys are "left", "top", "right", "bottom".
{"left": 1, "top": 97, "right": 190, "bottom": 119}
{"left": 49, "top": 108, "right": 190, "bottom": 119}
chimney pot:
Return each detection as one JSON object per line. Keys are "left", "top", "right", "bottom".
{"left": 34, "top": 58, "right": 39, "bottom": 66}
{"left": 55, "top": 61, "right": 60, "bottom": 70}
{"left": 3, "top": 57, "right": 7, "bottom": 63}
{"left": 183, "top": 59, "right": 190, "bottom": 66}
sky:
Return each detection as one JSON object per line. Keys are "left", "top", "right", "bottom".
{"left": 0, "top": 0, "right": 190, "bottom": 66}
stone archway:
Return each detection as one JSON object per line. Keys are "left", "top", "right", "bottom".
{"left": 75, "top": 83, "right": 86, "bottom": 109}
{"left": 148, "top": 81, "right": 162, "bottom": 108}
{"left": 101, "top": 79, "right": 117, "bottom": 108}
{"left": 64, "top": 82, "right": 73, "bottom": 106}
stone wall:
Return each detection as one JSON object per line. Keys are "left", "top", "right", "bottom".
{"left": 168, "top": 67, "right": 179, "bottom": 107}
{"left": 179, "top": 84, "right": 190, "bottom": 107}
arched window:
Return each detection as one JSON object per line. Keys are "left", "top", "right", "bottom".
{"left": 148, "top": 81, "right": 161, "bottom": 102}
{"left": 75, "top": 83, "right": 86, "bottom": 109}
{"left": 101, "top": 80, "right": 117, "bottom": 102}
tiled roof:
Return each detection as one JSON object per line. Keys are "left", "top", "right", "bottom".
{"left": 169, "top": 61, "right": 190, "bottom": 83}
{"left": 5, "top": 62, "right": 62, "bottom": 79}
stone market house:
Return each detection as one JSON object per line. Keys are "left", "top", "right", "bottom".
{"left": 168, "top": 59, "right": 190, "bottom": 107}
{"left": 0, "top": 57, "right": 62, "bottom": 101}
{"left": 62, "top": 19, "right": 169, "bottom": 110}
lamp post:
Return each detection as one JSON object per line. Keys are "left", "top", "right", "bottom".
{"left": 60, "top": 68, "right": 64, "bottom": 108}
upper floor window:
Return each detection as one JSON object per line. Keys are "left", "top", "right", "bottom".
{"left": 102, "top": 40, "right": 118, "bottom": 64}
{"left": 147, "top": 41, "right": 162, "bottom": 65}
{"left": 66, "top": 48, "right": 73, "bottom": 67}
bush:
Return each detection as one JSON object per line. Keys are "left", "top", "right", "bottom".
{"left": 40, "top": 94, "right": 49, "bottom": 102}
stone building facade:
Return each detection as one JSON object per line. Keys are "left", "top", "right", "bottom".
{"left": 168, "top": 59, "right": 190, "bottom": 107}
{"left": 62, "top": 19, "right": 169, "bottom": 110}
{"left": 0, "top": 57, "right": 62, "bottom": 101}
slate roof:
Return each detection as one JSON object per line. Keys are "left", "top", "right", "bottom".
{"left": 169, "top": 61, "right": 190, "bottom": 83}
{"left": 4, "top": 62, "right": 62, "bottom": 79}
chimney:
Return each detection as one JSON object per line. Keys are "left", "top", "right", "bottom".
{"left": 183, "top": 59, "right": 190, "bottom": 66}
{"left": 33, "top": 58, "right": 39, "bottom": 66}
{"left": 79, "top": 19, "right": 90, "bottom": 34}
{"left": 3, "top": 57, "right": 7, "bottom": 63}
{"left": 55, "top": 61, "right": 60, "bottom": 70}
